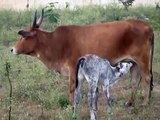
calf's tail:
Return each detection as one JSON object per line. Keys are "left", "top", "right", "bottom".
{"left": 75, "top": 57, "right": 85, "bottom": 89}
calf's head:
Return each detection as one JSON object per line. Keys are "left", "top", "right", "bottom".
{"left": 116, "top": 59, "right": 135, "bottom": 77}
{"left": 11, "top": 10, "right": 44, "bottom": 56}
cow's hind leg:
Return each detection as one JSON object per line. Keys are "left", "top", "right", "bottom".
{"left": 125, "top": 64, "right": 141, "bottom": 107}
{"left": 139, "top": 61, "right": 152, "bottom": 106}
{"left": 141, "top": 72, "right": 152, "bottom": 106}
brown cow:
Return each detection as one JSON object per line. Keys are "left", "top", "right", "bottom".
{"left": 11, "top": 10, "right": 154, "bottom": 106}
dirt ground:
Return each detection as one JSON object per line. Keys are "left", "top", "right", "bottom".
{"left": 1, "top": 74, "right": 160, "bottom": 120}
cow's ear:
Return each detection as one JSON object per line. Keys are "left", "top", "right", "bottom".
{"left": 18, "top": 30, "right": 36, "bottom": 37}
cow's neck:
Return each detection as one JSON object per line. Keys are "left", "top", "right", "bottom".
{"left": 35, "top": 30, "right": 65, "bottom": 71}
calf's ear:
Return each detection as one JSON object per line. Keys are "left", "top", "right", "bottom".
{"left": 130, "top": 62, "right": 133, "bottom": 67}
{"left": 18, "top": 30, "right": 36, "bottom": 37}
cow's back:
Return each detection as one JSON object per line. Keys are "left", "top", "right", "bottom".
{"left": 60, "top": 20, "right": 152, "bottom": 66}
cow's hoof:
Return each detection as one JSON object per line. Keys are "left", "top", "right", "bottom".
{"left": 125, "top": 101, "right": 132, "bottom": 107}
{"left": 72, "top": 114, "right": 77, "bottom": 120}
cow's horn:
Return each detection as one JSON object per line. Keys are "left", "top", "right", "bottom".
{"left": 32, "top": 10, "right": 37, "bottom": 28}
{"left": 36, "top": 9, "right": 44, "bottom": 27}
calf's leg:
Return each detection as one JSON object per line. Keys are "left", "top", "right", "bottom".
{"left": 93, "top": 88, "right": 99, "bottom": 111}
{"left": 103, "top": 86, "right": 112, "bottom": 114}
{"left": 88, "top": 81, "right": 98, "bottom": 120}
{"left": 73, "top": 77, "right": 82, "bottom": 118}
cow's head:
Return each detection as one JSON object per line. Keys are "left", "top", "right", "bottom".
{"left": 11, "top": 9, "right": 44, "bottom": 56}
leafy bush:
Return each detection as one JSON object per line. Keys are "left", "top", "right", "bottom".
{"left": 44, "top": 2, "right": 60, "bottom": 23}
{"left": 0, "top": 5, "right": 160, "bottom": 44}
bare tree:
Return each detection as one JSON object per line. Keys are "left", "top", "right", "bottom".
{"left": 118, "top": 0, "right": 135, "bottom": 10}
{"left": 155, "top": 1, "right": 160, "bottom": 9}
{"left": 26, "top": 0, "right": 29, "bottom": 9}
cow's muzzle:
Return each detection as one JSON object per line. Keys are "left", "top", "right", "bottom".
{"left": 10, "top": 47, "right": 18, "bottom": 55}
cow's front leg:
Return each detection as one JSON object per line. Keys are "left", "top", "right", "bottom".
{"left": 68, "top": 66, "right": 76, "bottom": 105}
{"left": 126, "top": 65, "right": 141, "bottom": 107}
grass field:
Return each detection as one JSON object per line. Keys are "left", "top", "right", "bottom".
{"left": 0, "top": 5, "right": 160, "bottom": 120}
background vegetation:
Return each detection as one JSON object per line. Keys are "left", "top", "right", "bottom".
{"left": 0, "top": 4, "right": 160, "bottom": 120}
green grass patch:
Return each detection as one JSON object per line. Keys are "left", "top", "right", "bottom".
{"left": 0, "top": 4, "right": 160, "bottom": 120}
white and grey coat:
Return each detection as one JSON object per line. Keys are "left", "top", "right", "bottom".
{"left": 73, "top": 54, "right": 135, "bottom": 120}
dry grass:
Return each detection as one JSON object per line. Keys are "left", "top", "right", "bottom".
{"left": 1, "top": 75, "right": 160, "bottom": 120}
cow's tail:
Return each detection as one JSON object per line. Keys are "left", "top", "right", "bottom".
{"left": 149, "top": 32, "right": 154, "bottom": 93}
{"left": 75, "top": 57, "right": 85, "bottom": 89}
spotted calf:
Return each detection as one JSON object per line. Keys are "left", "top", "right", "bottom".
{"left": 73, "top": 54, "right": 135, "bottom": 120}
